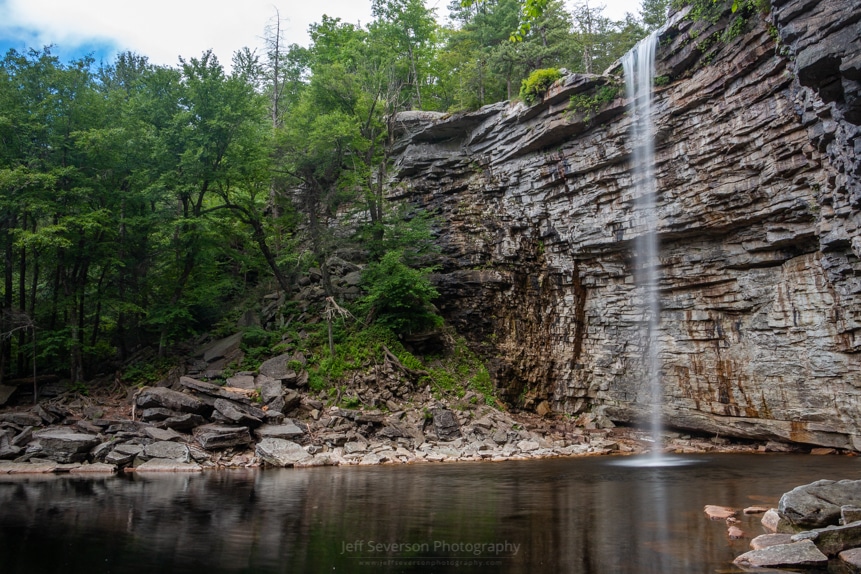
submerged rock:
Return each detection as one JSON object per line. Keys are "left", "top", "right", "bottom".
{"left": 135, "top": 459, "right": 202, "bottom": 472}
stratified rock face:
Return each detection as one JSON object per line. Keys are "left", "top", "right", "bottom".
{"left": 389, "top": 2, "right": 861, "bottom": 449}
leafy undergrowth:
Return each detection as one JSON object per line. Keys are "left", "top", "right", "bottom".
{"left": 225, "top": 309, "right": 498, "bottom": 410}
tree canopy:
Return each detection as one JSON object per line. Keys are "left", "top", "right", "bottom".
{"left": 0, "top": 0, "right": 662, "bottom": 386}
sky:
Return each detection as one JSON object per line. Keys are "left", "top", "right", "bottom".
{"left": 0, "top": 0, "right": 638, "bottom": 69}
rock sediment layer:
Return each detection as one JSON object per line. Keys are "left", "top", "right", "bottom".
{"left": 390, "top": 2, "right": 861, "bottom": 448}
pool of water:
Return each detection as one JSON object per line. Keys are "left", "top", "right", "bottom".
{"left": 0, "top": 454, "right": 857, "bottom": 573}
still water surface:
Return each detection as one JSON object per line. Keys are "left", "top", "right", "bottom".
{"left": 1, "top": 454, "right": 858, "bottom": 573}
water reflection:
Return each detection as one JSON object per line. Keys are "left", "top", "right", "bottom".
{"left": 0, "top": 454, "right": 857, "bottom": 573}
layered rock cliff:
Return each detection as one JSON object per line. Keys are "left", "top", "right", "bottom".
{"left": 388, "top": 1, "right": 861, "bottom": 449}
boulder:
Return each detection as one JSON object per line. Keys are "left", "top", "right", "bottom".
{"left": 256, "top": 376, "right": 283, "bottom": 403}
{"left": 791, "top": 520, "right": 861, "bottom": 556}
{"left": 104, "top": 443, "right": 144, "bottom": 466}
{"left": 0, "top": 412, "right": 42, "bottom": 427}
{"left": 733, "top": 540, "right": 828, "bottom": 568}
{"left": 779, "top": 480, "right": 861, "bottom": 528}
{"left": 843, "top": 506, "right": 861, "bottom": 524}
{"left": 140, "top": 407, "right": 177, "bottom": 422}
{"left": 839, "top": 548, "right": 861, "bottom": 570}
{"left": 432, "top": 408, "right": 461, "bottom": 441}
{"left": 0, "top": 428, "right": 19, "bottom": 458}
{"left": 255, "top": 438, "right": 311, "bottom": 467}
{"left": 33, "top": 429, "right": 101, "bottom": 463}
{"left": 0, "top": 385, "right": 16, "bottom": 406}
{"left": 193, "top": 424, "right": 252, "bottom": 450}
{"left": 213, "top": 398, "right": 265, "bottom": 426}
{"left": 143, "top": 441, "right": 189, "bottom": 462}
{"left": 344, "top": 441, "right": 367, "bottom": 454}
{"left": 359, "top": 452, "right": 381, "bottom": 465}
{"left": 761, "top": 508, "right": 790, "bottom": 533}
{"left": 161, "top": 413, "right": 207, "bottom": 431}
{"left": 196, "top": 332, "right": 243, "bottom": 363}
{"left": 136, "top": 387, "right": 210, "bottom": 416}
{"left": 517, "top": 440, "right": 540, "bottom": 452}
{"left": 258, "top": 353, "right": 297, "bottom": 381}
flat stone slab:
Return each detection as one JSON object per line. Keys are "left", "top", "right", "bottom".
{"left": 34, "top": 429, "right": 101, "bottom": 463}
{"left": 734, "top": 540, "right": 828, "bottom": 568}
{"left": 179, "top": 377, "right": 256, "bottom": 403}
{"left": 704, "top": 505, "right": 737, "bottom": 520}
{"left": 213, "top": 398, "right": 265, "bottom": 426}
{"left": 162, "top": 413, "right": 207, "bottom": 431}
{"left": 0, "top": 460, "right": 59, "bottom": 474}
{"left": 136, "top": 387, "right": 210, "bottom": 415}
{"left": 255, "top": 438, "right": 311, "bottom": 467}
{"left": 134, "top": 459, "right": 202, "bottom": 472}
{"left": 750, "top": 533, "right": 794, "bottom": 550}
{"left": 144, "top": 427, "right": 184, "bottom": 442}
{"left": 254, "top": 422, "right": 304, "bottom": 440}
{"left": 69, "top": 462, "right": 117, "bottom": 474}
{"left": 0, "top": 412, "right": 43, "bottom": 426}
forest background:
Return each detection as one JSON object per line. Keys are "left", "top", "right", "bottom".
{"left": 0, "top": 0, "right": 670, "bottom": 392}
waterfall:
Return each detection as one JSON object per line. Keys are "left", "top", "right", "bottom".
{"left": 622, "top": 31, "right": 663, "bottom": 459}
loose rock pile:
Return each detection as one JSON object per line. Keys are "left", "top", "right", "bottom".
{"left": 0, "top": 330, "right": 643, "bottom": 474}
{"left": 708, "top": 480, "right": 861, "bottom": 571}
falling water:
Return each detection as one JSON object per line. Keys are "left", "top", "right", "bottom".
{"left": 622, "top": 31, "right": 663, "bottom": 461}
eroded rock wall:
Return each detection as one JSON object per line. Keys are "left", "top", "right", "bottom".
{"left": 389, "top": 1, "right": 861, "bottom": 449}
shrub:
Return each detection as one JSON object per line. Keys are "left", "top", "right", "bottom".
{"left": 519, "top": 68, "right": 562, "bottom": 105}
{"left": 358, "top": 250, "right": 442, "bottom": 335}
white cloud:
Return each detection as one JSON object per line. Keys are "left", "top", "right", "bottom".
{"left": 0, "top": 0, "right": 376, "bottom": 67}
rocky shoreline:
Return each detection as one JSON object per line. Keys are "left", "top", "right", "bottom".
{"left": 704, "top": 480, "right": 861, "bottom": 571}
{"left": 0, "top": 336, "right": 842, "bottom": 476}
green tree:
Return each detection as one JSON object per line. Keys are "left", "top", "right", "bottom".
{"left": 641, "top": 0, "right": 670, "bottom": 31}
{"left": 359, "top": 250, "right": 441, "bottom": 335}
